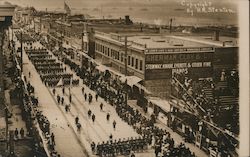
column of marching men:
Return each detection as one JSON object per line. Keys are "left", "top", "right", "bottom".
{"left": 25, "top": 48, "right": 79, "bottom": 87}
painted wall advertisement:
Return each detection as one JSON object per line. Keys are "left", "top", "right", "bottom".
{"left": 145, "top": 52, "right": 213, "bottom": 80}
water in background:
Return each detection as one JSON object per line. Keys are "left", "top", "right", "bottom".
{"left": 70, "top": 6, "right": 238, "bottom": 26}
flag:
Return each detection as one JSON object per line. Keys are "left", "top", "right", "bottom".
{"left": 64, "top": 1, "right": 71, "bottom": 15}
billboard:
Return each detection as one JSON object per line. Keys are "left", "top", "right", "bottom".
{"left": 145, "top": 51, "right": 214, "bottom": 80}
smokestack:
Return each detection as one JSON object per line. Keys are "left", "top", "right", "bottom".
{"left": 169, "top": 18, "right": 173, "bottom": 33}
{"left": 214, "top": 30, "right": 220, "bottom": 41}
{"left": 125, "top": 15, "right": 132, "bottom": 25}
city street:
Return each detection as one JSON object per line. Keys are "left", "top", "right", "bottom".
{"left": 22, "top": 41, "right": 155, "bottom": 156}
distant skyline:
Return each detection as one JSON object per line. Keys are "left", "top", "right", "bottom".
{"left": 5, "top": 0, "right": 238, "bottom": 26}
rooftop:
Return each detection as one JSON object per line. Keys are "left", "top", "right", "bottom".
{"left": 128, "top": 35, "right": 210, "bottom": 49}
{"left": 175, "top": 35, "right": 238, "bottom": 47}
{"left": 95, "top": 31, "right": 238, "bottom": 53}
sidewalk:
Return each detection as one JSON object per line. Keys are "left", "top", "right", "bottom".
{"left": 0, "top": 36, "right": 34, "bottom": 157}
{"left": 3, "top": 38, "right": 28, "bottom": 140}
{"left": 5, "top": 89, "right": 28, "bottom": 139}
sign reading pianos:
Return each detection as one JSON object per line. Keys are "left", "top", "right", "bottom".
{"left": 145, "top": 47, "right": 214, "bottom": 80}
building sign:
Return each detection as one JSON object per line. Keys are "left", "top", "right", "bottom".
{"left": 145, "top": 52, "right": 213, "bottom": 80}
{"left": 145, "top": 52, "right": 213, "bottom": 64}
{"left": 146, "top": 62, "right": 212, "bottom": 70}
{"left": 147, "top": 47, "right": 214, "bottom": 54}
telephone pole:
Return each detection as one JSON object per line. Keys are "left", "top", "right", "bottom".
{"left": 81, "top": 32, "right": 84, "bottom": 52}
{"left": 124, "top": 36, "right": 128, "bottom": 106}
{"left": 20, "top": 32, "right": 23, "bottom": 73}
{"left": 124, "top": 36, "right": 128, "bottom": 76}
{"left": 33, "top": 17, "right": 35, "bottom": 32}
{"left": 39, "top": 16, "right": 42, "bottom": 32}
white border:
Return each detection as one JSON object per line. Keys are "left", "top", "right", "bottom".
{"left": 239, "top": 0, "right": 250, "bottom": 156}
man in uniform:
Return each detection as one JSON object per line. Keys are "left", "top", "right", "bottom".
{"left": 113, "top": 120, "right": 117, "bottom": 130}
{"left": 92, "top": 114, "right": 96, "bottom": 123}
{"left": 100, "top": 103, "right": 104, "bottom": 111}
{"left": 88, "top": 109, "right": 92, "bottom": 118}
{"left": 75, "top": 116, "right": 79, "bottom": 124}
{"left": 106, "top": 113, "right": 110, "bottom": 122}
{"left": 69, "top": 94, "right": 72, "bottom": 103}
{"left": 84, "top": 93, "right": 87, "bottom": 101}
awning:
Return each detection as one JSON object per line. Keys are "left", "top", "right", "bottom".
{"left": 136, "top": 83, "right": 152, "bottom": 94}
{"left": 120, "top": 75, "right": 142, "bottom": 87}
{"left": 148, "top": 97, "right": 171, "bottom": 113}
{"left": 96, "top": 64, "right": 107, "bottom": 72}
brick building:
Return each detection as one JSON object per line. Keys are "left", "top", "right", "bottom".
{"left": 93, "top": 32, "right": 238, "bottom": 99}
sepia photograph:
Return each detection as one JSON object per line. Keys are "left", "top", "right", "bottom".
{"left": 0, "top": 0, "right": 249, "bottom": 157}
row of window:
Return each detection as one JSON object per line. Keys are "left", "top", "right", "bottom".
{"left": 95, "top": 43, "right": 143, "bottom": 71}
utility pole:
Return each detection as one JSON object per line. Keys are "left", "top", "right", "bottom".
{"left": 5, "top": 107, "right": 8, "bottom": 151}
{"left": 20, "top": 32, "right": 23, "bottom": 73}
{"left": 81, "top": 32, "right": 84, "bottom": 52}
{"left": 124, "top": 36, "right": 128, "bottom": 106}
{"left": 9, "top": 130, "right": 15, "bottom": 156}
{"left": 33, "top": 17, "right": 35, "bottom": 32}
{"left": 11, "top": 24, "right": 13, "bottom": 44}
{"left": 39, "top": 16, "right": 42, "bottom": 32}
{"left": 124, "top": 36, "right": 127, "bottom": 76}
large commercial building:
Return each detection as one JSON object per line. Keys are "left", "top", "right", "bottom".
{"left": 93, "top": 31, "right": 238, "bottom": 99}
